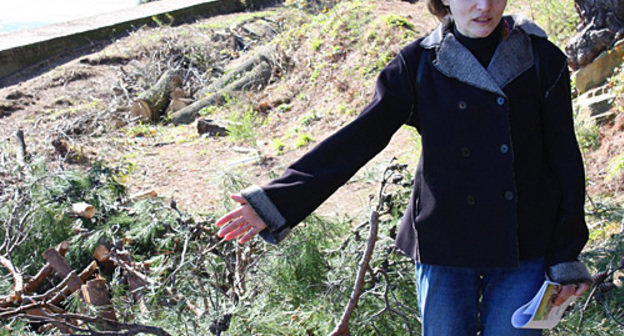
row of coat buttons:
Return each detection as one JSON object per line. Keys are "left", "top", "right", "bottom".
{"left": 460, "top": 144, "right": 509, "bottom": 157}
{"left": 457, "top": 96, "right": 505, "bottom": 110}
{"left": 466, "top": 191, "right": 514, "bottom": 205}
{"left": 461, "top": 95, "right": 509, "bottom": 205}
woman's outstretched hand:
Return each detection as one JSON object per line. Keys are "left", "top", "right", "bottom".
{"left": 216, "top": 194, "right": 268, "bottom": 244}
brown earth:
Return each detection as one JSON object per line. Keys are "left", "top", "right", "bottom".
{"left": 0, "top": 0, "right": 621, "bottom": 227}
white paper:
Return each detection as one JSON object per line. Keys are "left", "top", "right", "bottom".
{"left": 511, "top": 280, "right": 577, "bottom": 329}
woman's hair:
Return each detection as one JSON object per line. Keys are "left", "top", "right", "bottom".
{"left": 426, "top": 0, "right": 450, "bottom": 21}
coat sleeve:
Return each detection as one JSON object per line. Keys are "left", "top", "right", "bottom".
{"left": 241, "top": 50, "right": 417, "bottom": 244}
{"left": 541, "top": 52, "right": 591, "bottom": 284}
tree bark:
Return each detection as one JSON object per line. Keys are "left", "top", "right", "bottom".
{"left": 23, "top": 241, "right": 69, "bottom": 294}
{"left": 81, "top": 279, "right": 118, "bottom": 330}
{"left": 170, "top": 47, "right": 275, "bottom": 125}
{"left": 328, "top": 211, "right": 379, "bottom": 336}
{"left": 567, "top": 0, "right": 624, "bottom": 69}
{"left": 131, "top": 70, "right": 182, "bottom": 122}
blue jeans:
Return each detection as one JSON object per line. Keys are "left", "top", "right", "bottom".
{"left": 415, "top": 258, "right": 545, "bottom": 336}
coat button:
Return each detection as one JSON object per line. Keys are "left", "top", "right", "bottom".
{"left": 500, "top": 144, "right": 509, "bottom": 153}
{"left": 497, "top": 97, "right": 505, "bottom": 106}
{"left": 504, "top": 191, "right": 514, "bottom": 200}
{"left": 460, "top": 147, "right": 471, "bottom": 157}
{"left": 458, "top": 101, "right": 467, "bottom": 110}
{"left": 466, "top": 195, "right": 476, "bottom": 205}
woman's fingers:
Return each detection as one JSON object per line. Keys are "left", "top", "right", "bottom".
{"left": 575, "top": 283, "right": 590, "bottom": 296}
{"left": 230, "top": 194, "right": 247, "bottom": 204}
{"left": 215, "top": 207, "right": 243, "bottom": 227}
{"left": 217, "top": 217, "right": 245, "bottom": 238}
{"left": 224, "top": 222, "right": 251, "bottom": 241}
{"left": 239, "top": 226, "right": 263, "bottom": 245}
{"left": 215, "top": 194, "right": 268, "bottom": 244}
{"left": 553, "top": 285, "right": 578, "bottom": 306}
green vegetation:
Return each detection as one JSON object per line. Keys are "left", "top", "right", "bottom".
{"left": 576, "top": 121, "right": 601, "bottom": 151}
{"left": 384, "top": 14, "right": 415, "bottom": 30}
{"left": 227, "top": 105, "right": 259, "bottom": 143}
{"left": 3, "top": 1, "right": 624, "bottom": 335}
{"left": 528, "top": 0, "right": 578, "bottom": 49}
{"left": 198, "top": 10, "right": 278, "bottom": 30}
{"left": 295, "top": 132, "right": 314, "bottom": 148}
{"left": 606, "top": 153, "right": 624, "bottom": 182}
{"left": 272, "top": 137, "right": 286, "bottom": 155}
{"left": 199, "top": 105, "right": 218, "bottom": 116}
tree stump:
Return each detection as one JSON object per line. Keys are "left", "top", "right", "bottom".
{"left": 567, "top": 0, "right": 624, "bottom": 70}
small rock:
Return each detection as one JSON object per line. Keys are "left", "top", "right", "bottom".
{"left": 197, "top": 118, "right": 228, "bottom": 136}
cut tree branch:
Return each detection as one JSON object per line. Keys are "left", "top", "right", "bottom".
{"left": 0, "top": 255, "right": 23, "bottom": 303}
{"left": 328, "top": 210, "right": 379, "bottom": 336}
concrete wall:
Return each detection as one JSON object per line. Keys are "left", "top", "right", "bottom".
{"left": 0, "top": 0, "right": 277, "bottom": 82}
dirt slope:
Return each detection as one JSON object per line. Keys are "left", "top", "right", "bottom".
{"left": 0, "top": 0, "right": 433, "bottom": 223}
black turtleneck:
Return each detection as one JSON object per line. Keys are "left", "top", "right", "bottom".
{"left": 453, "top": 21, "right": 503, "bottom": 68}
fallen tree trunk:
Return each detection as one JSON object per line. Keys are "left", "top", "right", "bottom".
{"left": 171, "top": 61, "right": 272, "bottom": 125}
{"left": 71, "top": 202, "right": 96, "bottom": 219}
{"left": 131, "top": 70, "right": 183, "bottom": 122}
{"left": 170, "top": 47, "right": 276, "bottom": 125}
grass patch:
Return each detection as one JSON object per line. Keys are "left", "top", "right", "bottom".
{"left": 527, "top": 0, "right": 578, "bottom": 49}
{"left": 227, "top": 105, "right": 259, "bottom": 143}
{"left": 295, "top": 133, "right": 314, "bottom": 148}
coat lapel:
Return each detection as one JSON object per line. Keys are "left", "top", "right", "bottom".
{"left": 420, "top": 15, "right": 547, "bottom": 97}
{"left": 436, "top": 33, "right": 505, "bottom": 96}
{"left": 488, "top": 28, "right": 534, "bottom": 89}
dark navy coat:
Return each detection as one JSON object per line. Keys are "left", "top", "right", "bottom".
{"left": 240, "top": 15, "right": 589, "bottom": 280}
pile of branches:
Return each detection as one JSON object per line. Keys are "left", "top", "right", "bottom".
{"left": 0, "top": 143, "right": 263, "bottom": 335}
{"left": 113, "top": 16, "right": 286, "bottom": 126}
{"left": 0, "top": 240, "right": 170, "bottom": 335}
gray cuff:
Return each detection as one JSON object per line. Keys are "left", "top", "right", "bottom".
{"left": 241, "top": 185, "right": 290, "bottom": 244}
{"left": 547, "top": 261, "right": 592, "bottom": 285}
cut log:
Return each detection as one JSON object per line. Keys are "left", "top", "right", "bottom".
{"left": 170, "top": 94, "right": 224, "bottom": 125}
{"left": 131, "top": 70, "right": 183, "bottom": 122}
{"left": 42, "top": 248, "right": 82, "bottom": 293}
{"left": 71, "top": 202, "right": 96, "bottom": 219}
{"left": 47, "top": 270, "right": 82, "bottom": 305}
{"left": 199, "top": 45, "right": 276, "bottom": 97}
{"left": 79, "top": 261, "right": 99, "bottom": 283}
{"left": 165, "top": 97, "right": 191, "bottom": 115}
{"left": 81, "top": 279, "right": 118, "bottom": 330}
{"left": 170, "top": 47, "right": 276, "bottom": 125}
{"left": 170, "top": 61, "right": 272, "bottom": 125}
{"left": 94, "top": 244, "right": 115, "bottom": 275}
{"left": 24, "top": 241, "right": 69, "bottom": 294}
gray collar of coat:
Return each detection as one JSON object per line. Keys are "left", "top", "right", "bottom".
{"left": 420, "top": 14, "right": 548, "bottom": 97}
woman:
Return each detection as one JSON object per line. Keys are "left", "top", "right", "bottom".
{"left": 216, "top": 0, "right": 592, "bottom": 334}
